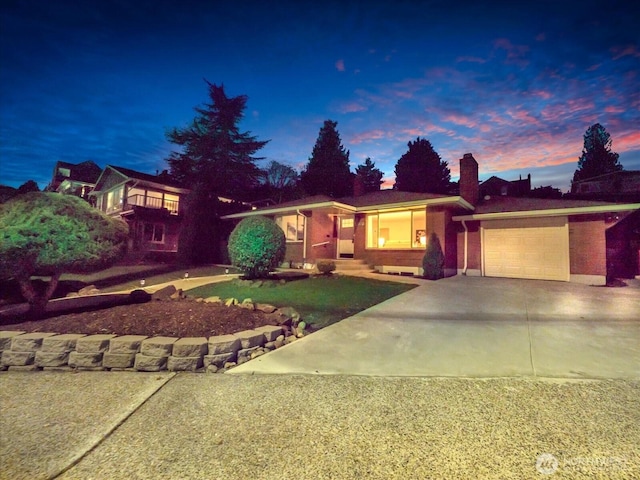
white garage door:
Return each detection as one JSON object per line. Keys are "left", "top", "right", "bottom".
{"left": 482, "top": 217, "right": 569, "bottom": 281}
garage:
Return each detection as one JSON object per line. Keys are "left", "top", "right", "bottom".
{"left": 482, "top": 216, "right": 570, "bottom": 281}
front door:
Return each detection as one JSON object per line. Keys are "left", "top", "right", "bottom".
{"left": 338, "top": 215, "right": 355, "bottom": 258}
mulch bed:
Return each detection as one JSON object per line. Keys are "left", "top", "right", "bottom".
{"left": 0, "top": 299, "right": 280, "bottom": 338}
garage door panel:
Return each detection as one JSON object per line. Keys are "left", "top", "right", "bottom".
{"left": 482, "top": 217, "right": 569, "bottom": 281}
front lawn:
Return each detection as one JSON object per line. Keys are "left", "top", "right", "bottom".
{"left": 187, "top": 275, "right": 416, "bottom": 329}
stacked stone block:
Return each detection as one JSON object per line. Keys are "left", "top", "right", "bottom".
{"left": 135, "top": 336, "right": 177, "bottom": 371}
{"left": 0, "top": 325, "right": 287, "bottom": 373}
{"left": 104, "top": 335, "right": 147, "bottom": 369}
{"left": 69, "top": 334, "right": 115, "bottom": 370}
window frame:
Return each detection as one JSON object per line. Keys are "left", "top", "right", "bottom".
{"left": 366, "top": 209, "right": 427, "bottom": 250}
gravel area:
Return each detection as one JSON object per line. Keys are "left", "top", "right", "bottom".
{"left": 49, "top": 375, "right": 640, "bottom": 480}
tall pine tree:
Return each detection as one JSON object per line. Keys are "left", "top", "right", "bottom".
{"left": 300, "top": 120, "right": 354, "bottom": 197}
{"left": 355, "top": 157, "right": 383, "bottom": 193}
{"left": 571, "top": 123, "right": 622, "bottom": 189}
{"left": 394, "top": 137, "right": 450, "bottom": 193}
{"left": 166, "top": 81, "right": 268, "bottom": 264}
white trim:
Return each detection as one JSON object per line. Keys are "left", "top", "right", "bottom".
{"left": 453, "top": 203, "right": 640, "bottom": 221}
{"left": 222, "top": 196, "right": 475, "bottom": 219}
{"left": 570, "top": 274, "right": 607, "bottom": 286}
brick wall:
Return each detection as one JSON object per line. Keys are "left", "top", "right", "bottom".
{"left": 456, "top": 220, "right": 481, "bottom": 271}
{"left": 569, "top": 215, "right": 607, "bottom": 276}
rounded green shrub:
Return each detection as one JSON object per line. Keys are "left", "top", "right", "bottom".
{"left": 422, "top": 232, "right": 445, "bottom": 280}
{"left": 228, "top": 216, "right": 286, "bottom": 279}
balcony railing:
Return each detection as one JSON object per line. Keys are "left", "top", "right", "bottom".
{"left": 125, "top": 195, "right": 179, "bottom": 214}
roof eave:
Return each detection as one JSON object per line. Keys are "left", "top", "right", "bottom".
{"left": 452, "top": 203, "right": 640, "bottom": 221}
{"left": 221, "top": 201, "right": 355, "bottom": 219}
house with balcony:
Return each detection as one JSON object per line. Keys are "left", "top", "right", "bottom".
{"left": 90, "top": 165, "right": 190, "bottom": 260}
{"left": 46, "top": 160, "right": 102, "bottom": 200}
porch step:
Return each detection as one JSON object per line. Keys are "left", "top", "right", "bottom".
{"left": 317, "top": 259, "right": 371, "bottom": 272}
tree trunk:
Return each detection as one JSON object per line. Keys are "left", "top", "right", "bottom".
{"left": 17, "top": 272, "right": 61, "bottom": 318}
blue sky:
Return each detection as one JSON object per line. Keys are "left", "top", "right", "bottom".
{"left": 1, "top": 0, "right": 639, "bottom": 193}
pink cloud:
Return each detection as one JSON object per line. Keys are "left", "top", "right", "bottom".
{"left": 493, "top": 38, "right": 530, "bottom": 65}
{"left": 442, "top": 114, "right": 477, "bottom": 129}
{"left": 604, "top": 105, "right": 625, "bottom": 114}
{"left": 531, "top": 90, "right": 552, "bottom": 100}
{"left": 611, "top": 45, "right": 640, "bottom": 60}
{"left": 335, "top": 59, "right": 345, "bottom": 72}
{"left": 349, "top": 129, "right": 387, "bottom": 144}
{"left": 456, "top": 56, "right": 487, "bottom": 64}
{"left": 338, "top": 102, "right": 367, "bottom": 114}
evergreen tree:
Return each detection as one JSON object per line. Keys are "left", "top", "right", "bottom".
{"left": 300, "top": 120, "right": 354, "bottom": 197}
{"left": 355, "top": 157, "right": 383, "bottom": 193}
{"left": 571, "top": 123, "right": 622, "bottom": 189}
{"left": 165, "top": 82, "right": 268, "bottom": 264}
{"left": 394, "top": 137, "right": 450, "bottom": 193}
{"left": 166, "top": 81, "right": 268, "bottom": 198}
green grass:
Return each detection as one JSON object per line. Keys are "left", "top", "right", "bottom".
{"left": 187, "top": 275, "right": 416, "bottom": 329}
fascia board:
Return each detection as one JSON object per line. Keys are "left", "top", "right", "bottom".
{"left": 221, "top": 201, "right": 355, "bottom": 219}
{"left": 452, "top": 203, "right": 640, "bottom": 221}
{"left": 355, "top": 196, "right": 474, "bottom": 213}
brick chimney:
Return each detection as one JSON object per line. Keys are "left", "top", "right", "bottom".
{"left": 459, "top": 153, "right": 479, "bottom": 205}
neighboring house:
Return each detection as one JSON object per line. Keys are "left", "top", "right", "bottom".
{"left": 223, "top": 154, "right": 640, "bottom": 284}
{"left": 47, "top": 160, "right": 102, "bottom": 199}
{"left": 569, "top": 170, "right": 640, "bottom": 203}
{"left": 90, "top": 165, "right": 190, "bottom": 258}
{"left": 479, "top": 174, "right": 531, "bottom": 197}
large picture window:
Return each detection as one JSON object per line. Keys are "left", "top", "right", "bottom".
{"left": 366, "top": 210, "right": 426, "bottom": 249}
{"left": 276, "top": 214, "right": 304, "bottom": 242}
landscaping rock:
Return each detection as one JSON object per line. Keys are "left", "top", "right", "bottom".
{"left": 134, "top": 353, "right": 168, "bottom": 371}
{"left": 129, "top": 289, "right": 151, "bottom": 303}
{"left": 208, "top": 334, "right": 241, "bottom": 355}
{"left": 78, "top": 285, "right": 100, "bottom": 296}
{"left": 237, "top": 346, "right": 260, "bottom": 364}
{"left": 103, "top": 352, "right": 136, "bottom": 369}
{"left": 272, "top": 306, "right": 300, "bottom": 326}
{"left": 206, "top": 364, "right": 219, "bottom": 373}
{"left": 68, "top": 351, "right": 103, "bottom": 368}
{"left": 76, "top": 334, "right": 116, "bottom": 353}
{"left": 109, "top": 335, "right": 147, "bottom": 354}
{"left": 204, "top": 296, "right": 222, "bottom": 304}
{"left": 239, "top": 299, "right": 255, "bottom": 310}
{"left": 234, "top": 330, "right": 265, "bottom": 349}
{"left": 152, "top": 285, "right": 177, "bottom": 301}
{"left": 168, "top": 356, "right": 203, "bottom": 371}
{"left": 204, "top": 352, "right": 236, "bottom": 368}
{"left": 11, "top": 332, "right": 57, "bottom": 352}
{"left": 41, "top": 334, "right": 86, "bottom": 353}
{"left": 0, "top": 331, "right": 25, "bottom": 351}
{"left": 254, "top": 325, "right": 283, "bottom": 342}
{"left": 256, "top": 303, "right": 277, "bottom": 313}
{"left": 140, "top": 336, "right": 177, "bottom": 357}
{"left": 172, "top": 337, "right": 207, "bottom": 357}
{"left": 1, "top": 351, "right": 35, "bottom": 367}
{"left": 35, "top": 351, "right": 69, "bottom": 367}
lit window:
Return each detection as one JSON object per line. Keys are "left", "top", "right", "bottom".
{"left": 276, "top": 214, "right": 304, "bottom": 242}
{"left": 366, "top": 210, "right": 426, "bottom": 249}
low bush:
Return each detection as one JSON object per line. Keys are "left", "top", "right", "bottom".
{"left": 316, "top": 260, "right": 336, "bottom": 275}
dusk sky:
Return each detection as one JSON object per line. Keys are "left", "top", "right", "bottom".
{"left": 1, "top": 0, "right": 639, "bottom": 193}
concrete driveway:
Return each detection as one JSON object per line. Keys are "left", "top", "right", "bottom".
{"left": 230, "top": 276, "right": 640, "bottom": 378}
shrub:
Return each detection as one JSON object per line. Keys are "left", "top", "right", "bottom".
{"left": 228, "top": 216, "right": 286, "bottom": 279}
{"left": 316, "top": 259, "right": 336, "bottom": 275}
{"left": 0, "top": 192, "right": 128, "bottom": 316}
{"left": 422, "top": 232, "right": 444, "bottom": 280}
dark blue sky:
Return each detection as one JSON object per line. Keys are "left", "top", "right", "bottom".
{"left": 1, "top": 0, "right": 639, "bottom": 192}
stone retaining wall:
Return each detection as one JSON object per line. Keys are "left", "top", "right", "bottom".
{"left": 0, "top": 325, "right": 300, "bottom": 373}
